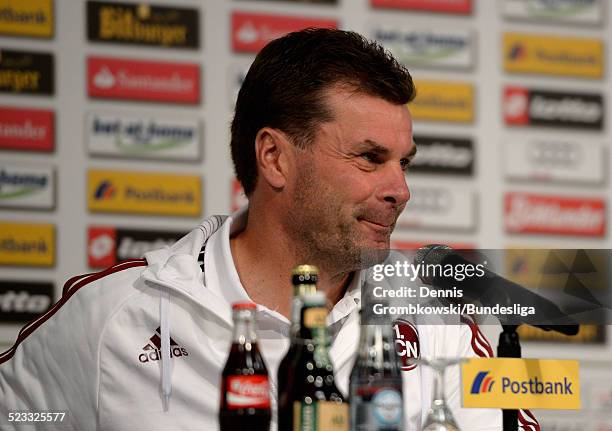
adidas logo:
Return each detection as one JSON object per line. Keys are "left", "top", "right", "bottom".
{"left": 138, "top": 327, "right": 189, "bottom": 363}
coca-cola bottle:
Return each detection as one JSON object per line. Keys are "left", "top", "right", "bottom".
{"left": 219, "top": 302, "right": 271, "bottom": 430}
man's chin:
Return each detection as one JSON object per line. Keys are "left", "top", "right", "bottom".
{"left": 358, "top": 246, "right": 391, "bottom": 268}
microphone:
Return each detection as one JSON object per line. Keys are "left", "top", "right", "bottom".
{"left": 414, "top": 245, "right": 579, "bottom": 336}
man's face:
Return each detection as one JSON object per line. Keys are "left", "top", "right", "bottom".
{"left": 284, "top": 86, "right": 415, "bottom": 272}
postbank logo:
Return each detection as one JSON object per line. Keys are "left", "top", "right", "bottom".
{"left": 410, "top": 80, "right": 473, "bottom": 123}
{"left": 471, "top": 371, "right": 495, "bottom": 394}
{"left": 0, "top": 221, "right": 54, "bottom": 266}
{"left": 503, "top": 32, "right": 603, "bottom": 78}
{"left": 0, "top": 0, "right": 53, "bottom": 38}
{"left": 88, "top": 169, "right": 201, "bottom": 217}
{"left": 462, "top": 358, "right": 580, "bottom": 409}
{"left": 87, "top": 1, "right": 199, "bottom": 48}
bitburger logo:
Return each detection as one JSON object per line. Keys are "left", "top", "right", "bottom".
{"left": 87, "top": 1, "right": 199, "bottom": 48}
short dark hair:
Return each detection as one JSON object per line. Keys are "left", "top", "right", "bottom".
{"left": 231, "top": 28, "right": 416, "bottom": 195}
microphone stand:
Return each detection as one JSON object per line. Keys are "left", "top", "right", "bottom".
{"left": 497, "top": 325, "right": 521, "bottom": 431}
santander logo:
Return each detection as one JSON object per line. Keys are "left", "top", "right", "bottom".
{"left": 88, "top": 56, "right": 200, "bottom": 104}
{"left": 93, "top": 67, "right": 116, "bottom": 89}
{"left": 231, "top": 12, "right": 337, "bottom": 53}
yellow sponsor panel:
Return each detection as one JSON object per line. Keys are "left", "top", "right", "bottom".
{"left": 88, "top": 170, "right": 201, "bottom": 217}
{"left": 462, "top": 358, "right": 580, "bottom": 410}
{"left": 410, "top": 80, "right": 473, "bottom": 123}
{"left": 503, "top": 247, "right": 608, "bottom": 297}
{"left": 0, "top": 221, "right": 54, "bottom": 266}
{"left": 503, "top": 33, "right": 603, "bottom": 78}
{"left": 0, "top": 0, "right": 54, "bottom": 38}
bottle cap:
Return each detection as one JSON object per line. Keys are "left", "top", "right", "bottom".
{"left": 292, "top": 264, "right": 319, "bottom": 285}
{"left": 232, "top": 302, "right": 257, "bottom": 310}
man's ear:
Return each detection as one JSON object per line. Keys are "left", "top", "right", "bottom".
{"left": 254, "top": 128, "right": 292, "bottom": 189}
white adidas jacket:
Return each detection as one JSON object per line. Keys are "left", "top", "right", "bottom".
{"left": 0, "top": 215, "right": 539, "bottom": 430}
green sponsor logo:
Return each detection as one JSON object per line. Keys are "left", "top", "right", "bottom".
{"left": 526, "top": 0, "right": 596, "bottom": 18}
{"left": 0, "top": 169, "right": 47, "bottom": 200}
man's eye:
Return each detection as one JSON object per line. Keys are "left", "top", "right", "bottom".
{"left": 361, "top": 152, "right": 379, "bottom": 163}
{"left": 400, "top": 158, "right": 411, "bottom": 171}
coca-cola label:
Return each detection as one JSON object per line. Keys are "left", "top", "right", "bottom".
{"left": 226, "top": 375, "right": 270, "bottom": 409}
{"left": 503, "top": 86, "right": 604, "bottom": 130}
{"left": 504, "top": 192, "right": 605, "bottom": 237}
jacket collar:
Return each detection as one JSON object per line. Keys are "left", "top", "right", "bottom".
{"left": 140, "top": 214, "right": 234, "bottom": 327}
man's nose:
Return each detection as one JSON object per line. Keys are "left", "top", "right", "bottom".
{"left": 382, "top": 165, "right": 410, "bottom": 207}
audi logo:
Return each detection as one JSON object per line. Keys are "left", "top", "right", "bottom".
{"left": 527, "top": 141, "right": 581, "bottom": 167}
{"left": 407, "top": 188, "right": 452, "bottom": 212}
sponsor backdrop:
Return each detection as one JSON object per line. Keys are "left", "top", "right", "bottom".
{"left": 1, "top": 0, "right": 612, "bottom": 426}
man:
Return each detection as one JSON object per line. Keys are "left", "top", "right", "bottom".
{"left": 0, "top": 29, "right": 538, "bottom": 430}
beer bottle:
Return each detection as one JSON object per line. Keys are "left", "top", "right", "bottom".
{"left": 278, "top": 291, "right": 349, "bottom": 431}
{"left": 219, "top": 302, "right": 271, "bottom": 430}
{"left": 277, "top": 264, "right": 319, "bottom": 424}
{"left": 349, "top": 302, "right": 403, "bottom": 430}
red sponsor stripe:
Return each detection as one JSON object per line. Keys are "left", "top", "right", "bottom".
{"left": 231, "top": 11, "right": 337, "bottom": 53}
{"left": 504, "top": 192, "right": 606, "bottom": 237}
{"left": 460, "top": 315, "right": 494, "bottom": 358}
{"left": 503, "top": 86, "right": 530, "bottom": 126}
{"left": 62, "top": 272, "right": 97, "bottom": 295}
{"left": 87, "top": 56, "right": 200, "bottom": 104}
{"left": 520, "top": 409, "right": 541, "bottom": 431}
{"left": 0, "top": 259, "right": 146, "bottom": 364}
{"left": 0, "top": 106, "right": 54, "bottom": 152}
{"left": 474, "top": 325, "right": 494, "bottom": 357}
{"left": 370, "top": 0, "right": 472, "bottom": 14}
{"left": 482, "top": 376, "right": 493, "bottom": 392}
{"left": 62, "top": 259, "right": 146, "bottom": 297}
{"left": 460, "top": 316, "right": 540, "bottom": 431}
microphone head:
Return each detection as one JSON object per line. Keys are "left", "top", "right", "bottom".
{"left": 414, "top": 244, "right": 453, "bottom": 284}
